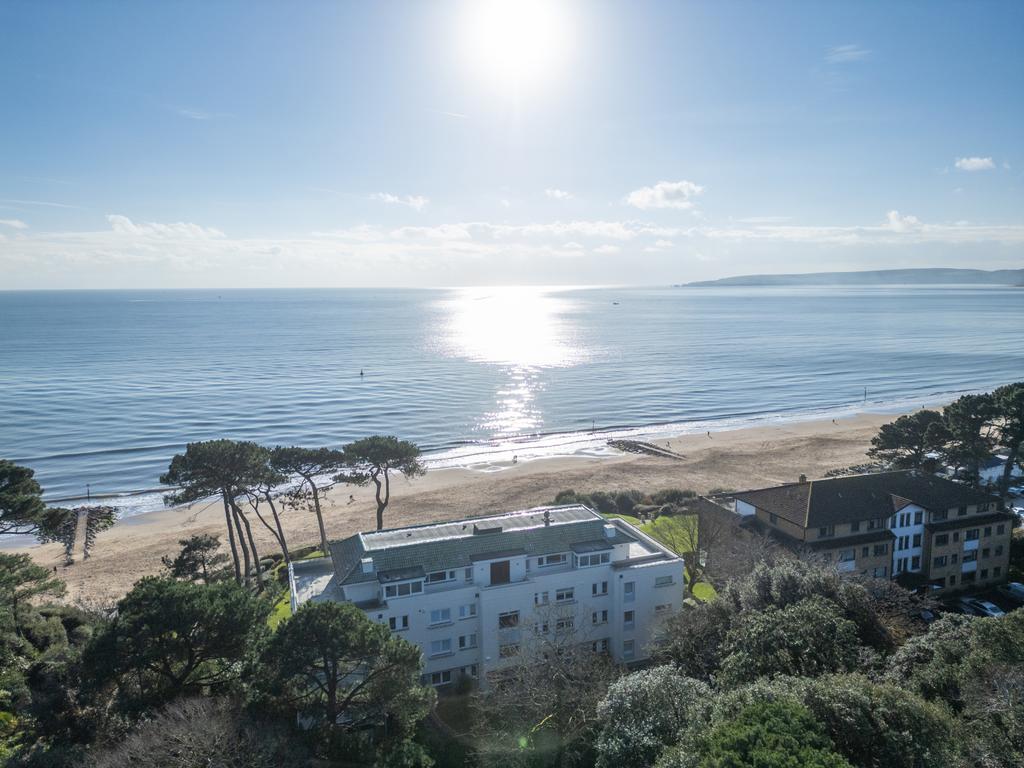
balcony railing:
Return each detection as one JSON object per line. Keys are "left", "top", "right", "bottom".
{"left": 964, "top": 539, "right": 979, "bottom": 552}
{"left": 961, "top": 561, "right": 978, "bottom": 574}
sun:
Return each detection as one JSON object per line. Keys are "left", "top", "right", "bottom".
{"left": 460, "top": 0, "right": 571, "bottom": 92}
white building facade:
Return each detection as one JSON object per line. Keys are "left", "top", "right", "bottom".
{"left": 290, "top": 505, "right": 685, "bottom": 687}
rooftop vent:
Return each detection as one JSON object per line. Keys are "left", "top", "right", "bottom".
{"left": 360, "top": 557, "right": 374, "bottom": 574}
{"left": 798, "top": 474, "right": 808, "bottom": 484}
{"left": 473, "top": 524, "right": 502, "bottom": 535}
{"left": 603, "top": 523, "right": 617, "bottom": 539}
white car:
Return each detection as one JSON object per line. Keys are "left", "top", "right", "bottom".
{"left": 996, "top": 582, "right": 1024, "bottom": 604}
{"left": 961, "top": 598, "right": 1005, "bottom": 618}
{"left": 1008, "top": 485, "right": 1024, "bottom": 497}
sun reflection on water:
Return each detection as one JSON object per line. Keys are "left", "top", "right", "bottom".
{"left": 435, "top": 287, "right": 589, "bottom": 439}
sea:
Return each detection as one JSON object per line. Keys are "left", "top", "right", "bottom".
{"left": 1, "top": 285, "right": 1022, "bottom": 519}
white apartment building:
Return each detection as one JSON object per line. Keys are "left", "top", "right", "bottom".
{"left": 289, "top": 505, "right": 685, "bottom": 687}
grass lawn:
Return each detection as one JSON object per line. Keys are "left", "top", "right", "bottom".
{"left": 602, "top": 511, "right": 718, "bottom": 601}
{"left": 266, "top": 550, "right": 324, "bottom": 629}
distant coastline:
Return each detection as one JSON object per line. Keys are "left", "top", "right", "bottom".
{"left": 682, "top": 267, "right": 1024, "bottom": 287}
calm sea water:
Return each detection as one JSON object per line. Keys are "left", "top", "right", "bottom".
{"left": 1, "top": 285, "right": 1022, "bottom": 515}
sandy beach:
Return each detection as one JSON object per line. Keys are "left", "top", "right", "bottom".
{"left": 14, "top": 412, "right": 897, "bottom": 604}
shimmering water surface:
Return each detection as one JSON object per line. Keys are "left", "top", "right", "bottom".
{"left": 1, "top": 285, "right": 1021, "bottom": 514}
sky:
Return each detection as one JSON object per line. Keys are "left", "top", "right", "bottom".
{"left": 1, "top": 0, "right": 1022, "bottom": 289}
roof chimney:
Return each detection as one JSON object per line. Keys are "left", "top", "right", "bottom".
{"left": 798, "top": 474, "right": 808, "bottom": 484}
{"left": 360, "top": 557, "right": 374, "bottom": 574}
{"left": 543, "top": 509, "right": 551, "bottom": 526}
{"left": 603, "top": 523, "right": 616, "bottom": 539}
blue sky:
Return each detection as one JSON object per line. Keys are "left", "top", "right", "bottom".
{"left": 1, "top": 0, "right": 1021, "bottom": 288}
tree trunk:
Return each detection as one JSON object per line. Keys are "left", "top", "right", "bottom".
{"left": 1001, "top": 445, "right": 1019, "bottom": 491}
{"left": 235, "top": 505, "right": 264, "bottom": 590}
{"left": 221, "top": 493, "right": 242, "bottom": 583}
{"left": 306, "top": 477, "right": 331, "bottom": 556}
{"left": 251, "top": 496, "right": 287, "bottom": 562}
{"left": 373, "top": 468, "right": 387, "bottom": 531}
{"left": 266, "top": 491, "right": 291, "bottom": 563}
{"left": 231, "top": 504, "right": 252, "bottom": 586}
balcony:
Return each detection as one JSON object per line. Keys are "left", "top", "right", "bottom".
{"left": 836, "top": 560, "right": 856, "bottom": 573}
{"left": 961, "top": 561, "right": 978, "bottom": 574}
{"left": 964, "top": 539, "right": 979, "bottom": 552}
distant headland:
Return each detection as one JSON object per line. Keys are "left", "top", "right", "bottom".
{"left": 682, "top": 267, "right": 1024, "bottom": 287}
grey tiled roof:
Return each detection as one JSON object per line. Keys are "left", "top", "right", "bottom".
{"left": 733, "top": 470, "right": 998, "bottom": 528}
{"left": 328, "top": 505, "right": 641, "bottom": 588}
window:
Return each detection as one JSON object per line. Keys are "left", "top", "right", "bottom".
{"left": 912, "top": 533, "right": 922, "bottom": 547}
{"left": 490, "top": 560, "right": 511, "bottom": 585}
{"left": 430, "top": 608, "right": 452, "bottom": 625}
{"left": 427, "top": 570, "right": 455, "bottom": 583}
{"left": 980, "top": 569, "right": 989, "bottom": 579}
{"left": 984, "top": 526, "right": 992, "bottom": 537}
{"left": 459, "top": 633, "right": 477, "bottom": 649}
{"left": 429, "top": 638, "right": 452, "bottom": 657}
{"left": 995, "top": 545, "right": 1004, "bottom": 557}
{"left": 623, "top": 639, "right": 635, "bottom": 660}
{"left": 384, "top": 580, "right": 423, "bottom": 598}
{"left": 534, "top": 591, "right": 549, "bottom": 605}
{"left": 898, "top": 535, "right": 909, "bottom": 550}
{"left": 537, "top": 553, "right": 567, "bottom": 567}
{"left": 995, "top": 566, "right": 1002, "bottom": 577}
{"left": 963, "top": 551, "right": 977, "bottom": 563}
{"left": 997, "top": 524, "right": 1006, "bottom": 535}
{"left": 953, "top": 532, "right": 960, "bottom": 542}
{"left": 861, "top": 546, "right": 869, "bottom": 558}
{"left": 982, "top": 548, "right": 990, "bottom": 559}
{"left": 389, "top": 615, "right": 409, "bottom": 631}
{"left": 873, "top": 566, "right": 887, "bottom": 578}
{"left": 593, "top": 581, "right": 608, "bottom": 596}
{"left": 935, "top": 534, "right": 949, "bottom": 546}
{"left": 623, "top": 610, "right": 635, "bottom": 630}
{"left": 896, "top": 557, "right": 907, "bottom": 573}
{"left": 459, "top": 603, "right": 477, "bottom": 619}
{"left": 958, "top": 506, "right": 967, "bottom": 517}
{"left": 951, "top": 553, "right": 958, "bottom": 564}
{"left": 535, "top": 621, "right": 549, "bottom": 635}
{"left": 465, "top": 567, "right": 473, "bottom": 582}
{"left": 555, "top": 617, "right": 574, "bottom": 633}
{"left": 655, "top": 575, "right": 675, "bottom": 587}
{"left": 819, "top": 525, "right": 835, "bottom": 538}
{"left": 911, "top": 555, "right": 921, "bottom": 570}
{"left": 931, "top": 511, "right": 948, "bottom": 523}
{"left": 873, "top": 544, "right": 887, "bottom": 556}
{"left": 624, "top": 582, "right": 636, "bottom": 602}
{"left": 577, "top": 552, "right": 611, "bottom": 567}
{"left": 838, "top": 549, "right": 855, "bottom": 562}
{"left": 934, "top": 555, "right": 948, "bottom": 568}
{"left": 850, "top": 521, "right": 860, "bottom": 533}
{"left": 914, "top": 511, "right": 923, "bottom": 525}
{"left": 555, "top": 587, "right": 575, "bottom": 603}
{"left": 948, "top": 575, "right": 956, "bottom": 586}
{"left": 499, "top": 644, "right": 520, "bottom": 658}
{"left": 498, "top": 611, "right": 519, "bottom": 629}
{"left": 868, "top": 518, "right": 883, "bottom": 530}
{"left": 592, "top": 639, "right": 609, "bottom": 653}
{"left": 592, "top": 609, "right": 608, "bottom": 625}
{"left": 655, "top": 603, "right": 672, "bottom": 614}
{"left": 429, "top": 670, "right": 452, "bottom": 686}
{"left": 966, "top": 529, "right": 979, "bottom": 541}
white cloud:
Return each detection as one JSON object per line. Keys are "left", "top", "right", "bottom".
{"left": 825, "top": 44, "right": 871, "bottom": 63}
{"left": 370, "top": 192, "right": 429, "bottom": 210}
{"left": 545, "top": 188, "right": 573, "bottom": 200}
{"left": 884, "top": 210, "right": 922, "bottom": 233}
{"left": 500, "top": 198, "right": 511, "bottom": 208}
{"left": 562, "top": 241, "right": 583, "bottom": 250}
{"left": 106, "top": 214, "right": 224, "bottom": 238}
{"left": 177, "top": 108, "right": 213, "bottom": 121}
{"left": 955, "top": 156, "right": 995, "bottom": 172}
{"left": 625, "top": 180, "right": 703, "bottom": 210}
{"left": 0, "top": 219, "right": 28, "bottom": 229}
{"left": 644, "top": 238, "right": 674, "bottom": 253}
{"left": 593, "top": 244, "right": 620, "bottom": 254}
{"left": 0, "top": 198, "right": 82, "bottom": 209}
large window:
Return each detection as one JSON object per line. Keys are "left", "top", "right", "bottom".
{"left": 389, "top": 615, "right": 409, "bottom": 631}
{"left": 429, "top": 608, "right": 451, "bottom": 625}
{"left": 537, "top": 553, "right": 567, "bottom": 567}
{"left": 426, "top": 570, "right": 456, "bottom": 584}
{"left": 592, "top": 609, "right": 608, "bottom": 625}
{"left": 429, "top": 638, "right": 452, "bottom": 657}
{"left": 498, "top": 610, "right": 519, "bottom": 629}
{"left": 623, "top": 610, "right": 635, "bottom": 630}
{"left": 459, "top": 603, "right": 477, "bottom": 619}
{"left": 490, "top": 560, "right": 511, "bottom": 585}
{"left": 459, "top": 633, "right": 477, "bottom": 649}
{"left": 577, "top": 552, "right": 610, "bottom": 567}
{"left": 592, "top": 581, "right": 608, "bottom": 596}
{"left": 966, "top": 529, "right": 979, "bottom": 541}
{"left": 384, "top": 580, "right": 423, "bottom": 599}
{"left": 555, "top": 587, "right": 575, "bottom": 603}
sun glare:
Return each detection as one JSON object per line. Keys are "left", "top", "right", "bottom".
{"left": 460, "top": 0, "right": 571, "bottom": 92}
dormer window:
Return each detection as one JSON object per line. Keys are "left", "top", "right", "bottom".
{"left": 537, "top": 553, "right": 567, "bottom": 567}
{"left": 384, "top": 580, "right": 423, "bottom": 599}
{"left": 426, "top": 570, "right": 456, "bottom": 584}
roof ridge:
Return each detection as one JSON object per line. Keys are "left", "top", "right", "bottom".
{"left": 360, "top": 503, "right": 596, "bottom": 539}
{"left": 804, "top": 477, "right": 814, "bottom": 528}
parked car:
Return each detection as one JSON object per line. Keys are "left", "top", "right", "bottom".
{"left": 958, "top": 598, "right": 1005, "bottom": 618}
{"left": 996, "top": 582, "right": 1024, "bottom": 604}
{"left": 952, "top": 598, "right": 981, "bottom": 616}
{"left": 1008, "top": 485, "right": 1024, "bottom": 497}
{"left": 918, "top": 608, "right": 939, "bottom": 624}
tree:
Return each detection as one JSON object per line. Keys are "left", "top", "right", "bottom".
{"left": 595, "top": 667, "right": 711, "bottom": 768}
{"left": 88, "top": 697, "right": 309, "bottom": 768}
{"left": 866, "top": 410, "right": 945, "bottom": 469}
{"left": 717, "top": 597, "right": 861, "bottom": 686}
{"left": 0, "top": 553, "right": 65, "bottom": 636}
{"left": 0, "top": 460, "right": 47, "bottom": 536}
{"left": 686, "top": 700, "right": 853, "bottom": 768}
{"left": 161, "top": 440, "right": 271, "bottom": 586}
{"left": 270, "top": 446, "right": 346, "bottom": 558}
{"left": 992, "top": 381, "right": 1024, "bottom": 490}
{"left": 255, "top": 601, "right": 433, "bottom": 748}
{"left": 161, "top": 534, "right": 229, "bottom": 584}
{"left": 936, "top": 393, "right": 997, "bottom": 485}
{"left": 338, "top": 436, "right": 425, "bottom": 531}
{"left": 243, "top": 462, "right": 291, "bottom": 565}
{"left": 85, "top": 577, "right": 270, "bottom": 712}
